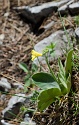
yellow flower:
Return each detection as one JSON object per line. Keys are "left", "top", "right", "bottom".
{"left": 31, "top": 50, "right": 42, "bottom": 61}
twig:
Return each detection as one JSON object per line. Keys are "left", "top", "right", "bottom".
{"left": 18, "top": 0, "right": 20, "bottom": 6}
{"left": 16, "top": 28, "right": 29, "bottom": 43}
{"left": 9, "top": 23, "right": 22, "bottom": 33}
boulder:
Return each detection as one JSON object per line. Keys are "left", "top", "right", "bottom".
{"left": 34, "top": 29, "right": 74, "bottom": 65}
{"left": 14, "top": 0, "right": 70, "bottom": 32}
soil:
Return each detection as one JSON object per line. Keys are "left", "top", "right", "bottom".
{"left": 0, "top": 0, "right": 79, "bottom": 125}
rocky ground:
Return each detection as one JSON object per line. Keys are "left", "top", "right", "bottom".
{"left": 0, "top": 0, "right": 79, "bottom": 125}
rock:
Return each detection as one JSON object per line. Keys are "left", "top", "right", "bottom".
{"left": 69, "top": 2, "right": 79, "bottom": 15}
{"left": 2, "top": 94, "right": 26, "bottom": 119}
{"left": 58, "top": 5, "right": 68, "bottom": 15}
{"left": 34, "top": 29, "right": 74, "bottom": 65}
{"left": 0, "top": 94, "right": 6, "bottom": 100}
{"left": 20, "top": 122, "right": 36, "bottom": 125}
{"left": 43, "top": 21, "right": 55, "bottom": 31}
{"left": 75, "top": 27, "right": 79, "bottom": 43}
{"left": 4, "top": 12, "right": 9, "bottom": 17}
{"left": 0, "top": 34, "right": 5, "bottom": 41}
{"left": 0, "top": 94, "right": 6, "bottom": 104}
{"left": 12, "top": 82, "right": 24, "bottom": 89}
{"left": 20, "top": 120, "right": 36, "bottom": 125}
{"left": 14, "top": 0, "right": 70, "bottom": 32}
{"left": 38, "top": 21, "right": 55, "bottom": 35}
{"left": 1, "top": 119, "right": 15, "bottom": 125}
{"left": 0, "top": 78, "right": 11, "bottom": 92}
{"left": 58, "top": 0, "right": 74, "bottom": 15}
{"left": 20, "top": 113, "right": 36, "bottom": 125}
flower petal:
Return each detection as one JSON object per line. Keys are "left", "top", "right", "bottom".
{"left": 31, "top": 50, "right": 42, "bottom": 61}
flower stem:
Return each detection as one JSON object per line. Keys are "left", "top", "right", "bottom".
{"left": 37, "top": 57, "right": 42, "bottom": 71}
{"left": 45, "top": 54, "right": 58, "bottom": 82}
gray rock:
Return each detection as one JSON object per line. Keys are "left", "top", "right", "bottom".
{"left": 4, "top": 12, "right": 9, "bottom": 17}
{"left": 1, "top": 120, "right": 15, "bottom": 125}
{"left": 0, "top": 78, "right": 11, "bottom": 92}
{"left": 58, "top": 0, "right": 74, "bottom": 15}
{"left": 20, "top": 121, "right": 36, "bottom": 125}
{"left": 20, "top": 113, "right": 36, "bottom": 125}
{"left": 34, "top": 29, "right": 74, "bottom": 65}
{"left": 69, "top": 2, "right": 79, "bottom": 15}
{"left": 12, "top": 82, "right": 24, "bottom": 89}
{"left": 75, "top": 27, "right": 79, "bottom": 43}
{"left": 2, "top": 94, "right": 26, "bottom": 119}
{"left": 38, "top": 21, "right": 55, "bottom": 34}
{"left": 58, "top": 5, "right": 68, "bottom": 15}
{"left": 14, "top": 0, "right": 70, "bottom": 32}
{"left": 0, "top": 34, "right": 5, "bottom": 40}
{"left": 0, "top": 94, "right": 6, "bottom": 102}
{"left": 44, "top": 21, "right": 55, "bottom": 31}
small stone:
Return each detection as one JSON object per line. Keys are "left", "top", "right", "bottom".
{"left": 0, "top": 78, "right": 11, "bottom": 92}
{"left": 44, "top": 21, "right": 55, "bottom": 30}
{"left": 0, "top": 34, "right": 5, "bottom": 40}
{"left": 20, "top": 121, "right": 36, "bottom": 125}
{"left": 75, "top": 27, "right": 79, "bottom": 43}
{"left": 1, "top": 119, "right": 15, "bottom": 125}
{"left": 4, "top": 12, "right": 9, "bottom": 17}
{"left": 0, "top": 34, "right": 5, "bottom": 45}
{"left": 2, "top": 94, "right": 26, "bottom": 119}
{"left": 12, "top": 83, "right": 24, "bottom": 89}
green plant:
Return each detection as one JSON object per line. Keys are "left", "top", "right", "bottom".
{"left": 30, "top": 90, "right": 39, "bottom": 103}
{"left": 73, "top": 49, "right": 79, "bottom": 71}
{"left": 32, "top": 49, "right": 73, "bottom": 111}
{"left": 74, "top": 15, "right": 79, "bottom": 26}
{"left": 20, "top": 106, "right": 35, "bottom": 114}
{"left": 19, "top": 62, "right": 38, "bottom": 92}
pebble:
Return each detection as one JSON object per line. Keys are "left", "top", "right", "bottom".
{"left": 75, "top": 27, "right": 79, "bottom": 43}
{"left": 0, "top": 78, "right": 11, "bottom": 92}
{"left": 1, "top": 119, "right": 15, "bottom": 125}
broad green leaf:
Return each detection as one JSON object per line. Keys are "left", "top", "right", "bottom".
{"left": 38, "top": 87, "right": 61, "bottom": 111}
{"left": 65, "top": 49, "right": 73, "bottom": 77}
{"left": 19, "top": 63, "right": 28, "bottom": 73}
{"left": 32, "top": 72, "right": 60, "bottom": 90}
